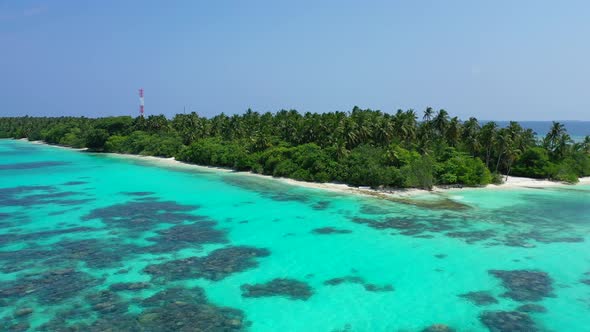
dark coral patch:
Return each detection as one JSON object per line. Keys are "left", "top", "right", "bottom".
{"left": 268, "top": 192, "right": 309, "bottom": 203}
{"left": 458, "top": 291, "right": 498, "bottom": 306}
{"left": 0, "top": 268, "right": 100, "bottom": 304}
{"left": 0, "top": 247, "right": 54, "bottom": 273}
{"left": 479, "top": 311, "right": 537, "bottom": 332}
{"left": 144, "top": 221, "right": 228, "bottom": 253}
{"left": 0, "top": 226, "right": 98, "bottom": 245}
{"left": 144, "top": 246, "right": 270, "bottom": 282}
{"left": 121, "top": 191, "right": 156, "bottom": 196}
{"left": 489, "top": 270, "right": 554, "bottom": 302}
{"left": 311, "top": 227, "right": 352, "bottom": 235}
{"left": 312, "top": 201, "right": 330, "bottom": 210}
{"left": 86, "top": 290, "right": 129, "bottom": 315}
{"left": 422, "top": 324, "right": 456, "bottom": 332}
{"left": 324, "top": 276, "right": 365, "bottom": 286}
{"left": 38, "top": 311, "right": 140, "bottom": 332}
{"left": 0, "top": 319, "right": 30, "bottom": 332}
{"left": 516, "top": 304, "right": 547, "bottom": 313}
{"left": 360, "top": 204, "right": 391, "bottom": 215}
{"left": 109, "top": 282, "right": 150, "bottom": 292}
{"left": 82, "top": 200, "right": 201, "bottom": 231}
{"left": 241, "top": 278, "right": 314, "bottom": 300}
{"left": 139, "top": 288, "right": 245, "bottom": 330}
{"left": 350, "top": 216, "right": 454, "bottom": 237}
{"left": 0, "top": 185, "right": 55, "bottom": 197}
{"left": 324, "top": 276, "right": 394, "bottom": 293}
{"left": 38, "top": 287, "right": 247, "bottom": 331}
{"left": 141, "top": 287, "right": 207, "bottom": 307}
{"left": 363, "top": 283, "right": 394, "bottom": 292}
{"left": 0, "top": 185, "right": 91, "bottom": 207}
{"left": 0, "top": 161, "right": 69, "bottom": 170}
{"left": 62, "top": 181, "right": 88, "bottom": 186}
{"left": 223, "top": 176, "right": 308, "bottom": 203}
{"left": 445, "top": 230, "right": 496, "bottom": 243}
{"left": 49, "top": 238, "right": 140, "bottom": 269}
{"left": 138, "top": 288, "right": 246, "bottom": 331}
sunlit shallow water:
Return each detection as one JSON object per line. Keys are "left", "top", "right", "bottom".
{"left": 0, "top": 139, "right": 589, "bottom": 332}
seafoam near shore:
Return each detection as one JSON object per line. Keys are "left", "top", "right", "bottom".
{"left": 27, "top": 139, "right": 590, "bottom": 199}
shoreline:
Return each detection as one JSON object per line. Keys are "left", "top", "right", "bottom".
{"left": 19, "top": 139, "right": 590, "bottom": 199}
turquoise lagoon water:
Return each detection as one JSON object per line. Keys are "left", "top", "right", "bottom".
{"left": 0, "top": 139, "right": 589, "bottom": 331}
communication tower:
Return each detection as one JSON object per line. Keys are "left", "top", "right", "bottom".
{"left": 139, "top": 88, "right": 144, "bottom": 117}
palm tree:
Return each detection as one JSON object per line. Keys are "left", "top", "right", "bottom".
{"left": 423, "top": 107, "right": 434, "bottom": 122}
{"left": 432, "top": 109, "right": 449, "bottom": 138}
{"left": 480, "top": 122, "right": 498, "bottom": 168}
{"left": 504, "top": 144, "right": 522, "bottom": 179}
{"left": 374, "top": 117, "right": 394, "bottom": 146}
{"left": 544, "top": 121, "right": 570, "bottom": 159}
{"left": 583, "top": 136, "right": 590, "bottom": 153}
{"left": 445, "top": 117, "right": 462, "bottom": 147}
{"left": 494, "top": 129, "right": 511, "bottom": 173}
{"left": 462, "top": 117, "right": 481, "bottom": 156}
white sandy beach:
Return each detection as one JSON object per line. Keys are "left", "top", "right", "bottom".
{"left": 24, "top": 139, "right": 590, "bottom": 199}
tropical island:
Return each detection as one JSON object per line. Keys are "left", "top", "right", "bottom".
{"left": 1, "top": 107, "right": 589, "bottom": 189}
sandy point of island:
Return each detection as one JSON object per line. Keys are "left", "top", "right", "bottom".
{"left": 24, "top": 139, "right": 590, "bottom": 199}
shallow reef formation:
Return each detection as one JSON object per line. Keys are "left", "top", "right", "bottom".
{"left": 324, "top": 276, "right": 394, "bottom": 293}
{"left": 349, "top": 198, "right": 589, "bottom": 247}
{"left": 144, "top": 221, "right": 228, "bottom": 253}
{"left": 458, "top": 291, "right": 498, "bottom": 306}
{"left": 311, "top": 227, "right": 352, "bottom": 235}
{"left": 121, "top": 191, "right": 156, "bottom": 196}
{"left": 0, "top": 226, "right": 98, "bottom": 246}
{"left": 0, "top": 185, "right": 92, "bottom": 207}
{"left": 0, "top": 317, "right": 30, "bottom": 332}
{"left": 359, "top": 204, "right": 392, "bottom": 215}
{"left": 0, "top": 268, "right": 101, "bottom": 305}
{"left": 0, "top": 235, "right": 145, "bottom": 274}
{"left": 144, "top": 246, "right": 270, "bottom": 282}
{"left": 421, "top": 324, "right": 456, "bottom": 332}
{"left": 109, "top": 282, "right": 150, "bottom": 292}
{"left": 82, "top": 199, "right": 201, "bottom": 231}
{"left": 479, "top": 311, "right": 537, "bottom": 332}
{"left": 62, "top": 181, "right": 88, "bottom": 186}
{"left": 51, "top": 238, "right": 137, "bottom": 269}
{"left": 241, "top": 278, "right": 314, "bottom": 300}
{"left": 0, "top": 161, "right": 70, "bottom": 170}
{"left": 86, "top": 290, "right": 129, "bottom": 316}
{"left": 312, "top": 201, "right": 331, "bottom": 210}
{"left": 137, "top": 288, "right": 247, "bottom": 332}
{"left": 383, "top": 195, "right": 471, "bottom": 211}
{"left": 446, "top": 230, "right": 496, "bottom": 244}
{"left": 223, "top": 176, "right": 309, "bottom": 203}
{"left": 516, "top": 303, "right": 547, "bottom": 313}
{"left": 36, "top": 287, "right": 247, "bottom": 332}
{"left": 350, "top": 216, "right": 455, "bottom": 237}
{"left": 489, "top": 270, "right": 554, "bottom": 301}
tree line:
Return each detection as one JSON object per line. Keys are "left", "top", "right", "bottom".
{"left": 1, "top": 107, "right": 589, "bottom": 189}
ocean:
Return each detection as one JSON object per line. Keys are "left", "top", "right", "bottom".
{"left": 0, "top": 139, "right": 589, "bottom": 331}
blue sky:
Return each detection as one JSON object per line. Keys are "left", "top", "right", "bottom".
{"left": 1, "top": 1, "right": 589, "bottom": 120}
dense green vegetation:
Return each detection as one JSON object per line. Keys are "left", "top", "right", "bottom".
{"left": 1, "top": 108, "right": 589, "bottom": 189}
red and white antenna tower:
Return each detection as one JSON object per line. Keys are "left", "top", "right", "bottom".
{"left": 138, "top": 88, "right": 145, "bottom": 117}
